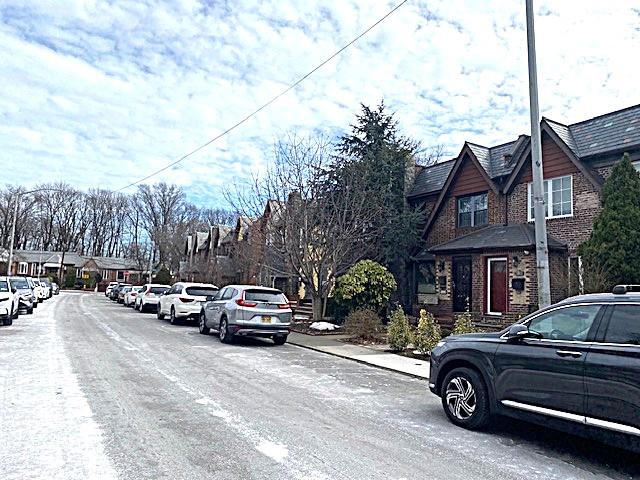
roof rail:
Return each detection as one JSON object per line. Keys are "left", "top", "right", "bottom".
{"left": 612, "top": 285, "right": 640, "bottom": 294}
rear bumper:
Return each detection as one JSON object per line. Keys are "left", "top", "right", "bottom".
{"left": 232, "top": 324, "right": 290, "bottom": 337}
{"left": 175, "top": 304, "right": 203, "bottom": 318}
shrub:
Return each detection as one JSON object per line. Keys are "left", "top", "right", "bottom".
{"left": 387, "top": 306, "right": 412, "bottom": 351}
{"left": 64, "top": 270, "right": 76, "bottom": 289}
{"left": 413, "top": 309, "right": 442, "bottom": 355}
{"left": 452, "top": 312, "right": 477, "bottom": 336}
{"left": 334, "top": 260, "right": 397, "bottom": 313}
{"left": 153, "top": 266, "right": 172, "bottom": 285}
{"left": 344, "top": 309, "right": 382, "bottom": 341}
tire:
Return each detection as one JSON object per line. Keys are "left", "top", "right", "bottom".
{"left": 198, "top": 311, "right": 210, "bottom": 335}
{"left": 219, "top": 317, "right": 233, "bottom": 343}
{"left": 138, "top": 303, "right": 144, "bottom": 313}
{"left": 33, "top": 302, "right": 38, "bottom": 309}
{"left": 157, "top": 307, "right": 165, "bottom": 320}
{"left": 170, "top": 307, "right": 178, "bottom": 325}
{"left": 273, "top": 335, "right": 287, "bottom": 346}
{"left": 3, "top": 316, "right": 12, "bottom": 326}
{"left": 27, "top": 306, "right": 34, "bottom": 315}
{"left": 441, "top": 367, "right": 491, "bottom": 430}
{"left": 13, "top": 307, "right": 19, "bottom": 319}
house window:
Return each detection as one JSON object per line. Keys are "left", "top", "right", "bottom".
{"left": 528, "top": 175, "right": 573, "bottom": 221}
{"left": 416, "top": 261, "right": 436, "bottom": 294}
{"left": 76, "top": 268, "right": 82, "bottom": 278}
{"left": 457, "top": 193, "right": 488, "bottom": 227}
{"left": 18, "top": 262, "right": 28, "bottom": 275}
{"left": 116, "top": 271, "right": 125, "bottom": 281}
{"left": 101, "top": 270, "right": 109, "bottom": 280}
{"left": 633, "top": 161, "right": 640, "bottom": 173}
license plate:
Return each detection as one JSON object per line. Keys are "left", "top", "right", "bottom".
{"left": 262, "top": 316, "right": 272, "bottom": 323}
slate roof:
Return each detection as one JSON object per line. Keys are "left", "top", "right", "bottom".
{"left": 429, "top": 224, "right": 566, "bottom": 253}
{"left": 408, "top": 159, "right": 455, "bottom": 197}
{"left": 562, "top": 104, "right": 640, "bottom": 158}
{"left": 11, "top": 250, "right": 140, "bottom": 270}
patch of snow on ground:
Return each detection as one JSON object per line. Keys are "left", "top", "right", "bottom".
{"left": 309, "top": 322, "right": 340, "bottom": 331}
{"left": 256, "top": 440, "right": 289, "bottom": 463}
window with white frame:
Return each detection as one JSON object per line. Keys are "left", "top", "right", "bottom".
{"left": 76, "top": 268, "right": 82, "bottom": 278}
{"left": 116, "top": 270, "right": 125, "bottom": 281}
{"left": 528, "top": 175, "right": 573, "bottom": 221}
{"left": 457, "top": 192, "right": 488, "bottom": 227}
{"left": 633, "top": 160, "right": 640, "bottom": 173}
{"left": 101, "top": 270, "right": 109, "bottom": 280}
{"left": 18, "top": 262, "right": 28, "bottom": 275}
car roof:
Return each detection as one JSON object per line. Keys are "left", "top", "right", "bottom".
{"left": 226, "top": 285, "right": 282, "bottom": 292}
{"left": 559, "top": 292, "right": 640, "bottom": 304}
{"left": 177, "top": 282, "right": 218, "bottom": 288}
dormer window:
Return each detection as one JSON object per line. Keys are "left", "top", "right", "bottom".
{"left": 457, "top": 193, "right": 488, "bottom": 227}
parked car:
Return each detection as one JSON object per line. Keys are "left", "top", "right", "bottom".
{"left": 199, "top": 285, "right": 292, "bottom": 345}
{"left": 110, "top": 283, "right": 130, "bottom": 301}
{"left": 105, "top": 282, "right": 118, "bottom": 297}
{"left": 117, "top": 285, "right": 132, "bottom": 304}
{"left": 0, "top": 277, "right": 20, "bottom": 326}
{"left": 9, "top": 276, "right": 35, "bottom": 314}
{"left": 157, "top": 282, "right": 218, "bottom": 324}
{"left": 51, "top": 282, "right": 60, "bottom": 295}
{"left": 124, "top": 286, "right": 144, "bottom": 307}
{"left": 25, "top": 277, "right": 41, "bottom": 306}
{"left": 41, "top": 278, "right": 53, "bottom": 298}
{"left": 135, "top": 284, "right": 170, "bottom": 312}
{"left": 30, "top": 279, "right": 47, "bottom": 302}
{"left": 429, "top": 284, "right": 640, "bottom": 452}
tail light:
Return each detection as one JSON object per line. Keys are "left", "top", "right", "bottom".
{"left": 131, "top": 293, "right": 137, "bottom": 297}
{"left": 277, "top": 304, "right": 290, "bottom": 309}
{"left": 235, "top": 298, "right": 257, "bottom": 308}
{"left": 179, "top": 297, "right": 194, "bottom": 303}
{"left": 145, "top": 292, "right": 154, "bottom": 296}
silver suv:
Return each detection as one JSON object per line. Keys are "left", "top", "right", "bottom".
{"left": 199, "top": 285, "right": 292, "bottom": 345}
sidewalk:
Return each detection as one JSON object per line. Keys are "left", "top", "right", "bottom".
{"left": 288, "top": 332, "right": 430, "bottom": 379}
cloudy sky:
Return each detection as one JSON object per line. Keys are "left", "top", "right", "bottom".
{"left": 1, "top": 0, "right": 639, "bottom": 207}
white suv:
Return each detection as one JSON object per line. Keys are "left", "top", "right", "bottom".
{"left": 135, "top": 284, "right": 170, "bottom": 312}
{"left": 157, "top": 282, "right": 218, "bottom": 324}
{"left": 0, "top": 277, "right": 20, "bottom": 326}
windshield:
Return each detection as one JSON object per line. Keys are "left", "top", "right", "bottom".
{"left": 122, "top": 286, "right": 132, "bottom": 292}
{"left": 150, "top": 287, "right": 168, "bottom": 294}
{"left": 244, "top": 290, "right": 287, "bottom": 303}
{"left": 10, "top": 278, "right": 29, "bottom": 289}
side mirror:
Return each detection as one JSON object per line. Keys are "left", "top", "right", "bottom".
{"left": 205, "top": 295, "right": 214, "bottom": 302}
{"left": 505, "top": 324, "right": 542, "bottom": 342}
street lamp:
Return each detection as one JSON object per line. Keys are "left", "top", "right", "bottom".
{"left": 6, "top": 188, "right": 64, "bottom": 276}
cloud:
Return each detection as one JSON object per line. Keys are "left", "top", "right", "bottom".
{"left": 0, "top": 0, "right": 638, "bottom": 206}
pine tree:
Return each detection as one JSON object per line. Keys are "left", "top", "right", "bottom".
{"left": 386, "top": 306, "right": 412, "bottom": 352}
{"left": 413, "top": 309, "right": 442, "bottom": 355}
{"left": 579, "top": 154, "right": 640, "bottom": 291}
{"left": 452, "top": 312, "right": 477, "bottom": 336}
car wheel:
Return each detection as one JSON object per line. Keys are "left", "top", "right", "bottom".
{"left": 157, "top": 307, "right": 165, "bottom": 320}
{"left": 441, "top": 367, "right": 491, "bottom": 430}
{"left": 199, "top": 311, "right": 210, "bottom": 335}
{"left": 33, "top": 302, "right": 38, "bottom": 309}
{"left": 139, "top": 303, "right": 145, "bottom": 313}
{"left": 13, "top": 307, "right": 19, "bottom": 319}
{"left": 27, "top": 306, "right": 34, "bottom": 315}
{"left": 3, "top": 316, "right": 12, "bottom": 326}
{"left": 170, "top": 307, "right": 178, "bottom": 325}
{"left": 219, "top": 318, "right": 233, "bottom": 343}
{"left": 273, "top": 335, "right": 287, "bottom": 346}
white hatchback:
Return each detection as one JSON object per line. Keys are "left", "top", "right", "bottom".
{"left": 157, "top": 282, "right": 218, "bottom": 324}
{"left": 0, "top": 277, "right": 20, "bottom": 326}
{"left": 135, "top": 284, "right": 170, "bottom": 312}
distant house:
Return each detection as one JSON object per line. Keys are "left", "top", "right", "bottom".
{"left": 5, "top": 250, "right": 143, "bottom": 283}
{"left": 407, "top": 104, "right": 640, "bottom": 327}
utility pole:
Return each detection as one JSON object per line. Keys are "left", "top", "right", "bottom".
{"left": 525, "top": 0, "right": 551, "bottom": 308}
{"left": 6, "top": 197, "right": 19, "bottom": 275}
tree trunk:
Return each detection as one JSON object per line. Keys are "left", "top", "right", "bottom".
{"left": 312, "top": 292, "right": 323, "bottom": 321}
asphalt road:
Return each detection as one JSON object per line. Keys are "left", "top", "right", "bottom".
{"left": 1, "top": 292, "right": 639, "bottom": 480}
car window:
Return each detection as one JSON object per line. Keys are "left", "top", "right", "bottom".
{"left": 604, "top": 305, "right": 640, "bottom": 345}
{"left": 150, "top": 287, "right": 168, "bottom": 294}
{"left": 244, "top": 289, "right": 287, "bottom": 303}
{"left": 527, "top": 305, "right": 601, "bottom": 341}
{"left": 185, "top": 287, "right": 218, "bottom": 297}
{"left": 0, "top": 280, "right": 9, "bottom": 292}
{"left": 222, "top": 288, "right": 235, "bottom": 300}
{"left": 10, "top": 278, "right": 29, "bottom": 289}
{"left": 212, "top": 288, "right": 226, "bottom": 301}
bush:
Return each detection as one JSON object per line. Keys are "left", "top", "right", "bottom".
{"left": 413, "top": 309, "right": 442, "bottom": 355}
{"left": 387, "top": 306, "right": 412, "bottom": 351}
{"left": 334, "top": 260, "right": 397, "bottom": 313}
{"left": 452, "top": 312, "right": 477, "bottom": 336}
{"left": 64, "top": 270, "right": 76, "bottom": 289}
{"left": 153, "top": 266, "right": 172, "bottom": 285}
{"left": 344, "top": 309, "right": 382, "bottom": 341}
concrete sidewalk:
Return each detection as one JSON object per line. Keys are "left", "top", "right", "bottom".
{"left": 288, "top": 332, "right": 430, "bottom": 379}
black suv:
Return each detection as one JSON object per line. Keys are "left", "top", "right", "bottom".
{"left": 429, "top": 285, "right": 640, "bottom": 450}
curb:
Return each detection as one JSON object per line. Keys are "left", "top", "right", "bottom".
{"left": 287, "top": 340, "right": 429, "bottom": 381}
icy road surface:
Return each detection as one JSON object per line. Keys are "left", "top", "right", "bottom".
{"left": 1, "top": 292, "right": 638, "bottom": 480}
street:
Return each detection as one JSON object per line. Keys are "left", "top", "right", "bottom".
{"left": 1, "top": 292, "right": 638, "bottom": 480}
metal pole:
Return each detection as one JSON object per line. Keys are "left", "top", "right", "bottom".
{"left": 148, "top": 240, "right": 154, "bottom": 284}
{"left": 526, "top": 0, "right": 551, "bottom": 308}
{"left": 7, "top": 195, "right": 19, "bottom": 275}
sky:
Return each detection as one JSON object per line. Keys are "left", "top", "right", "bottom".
{"left": 1, "top": 0, "right": 639, "bottom": 208}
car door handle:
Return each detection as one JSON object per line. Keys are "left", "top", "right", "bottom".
{"left": 556, "top": 350, "right": 582, "bottom": 358}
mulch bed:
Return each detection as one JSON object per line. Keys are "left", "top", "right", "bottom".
{"left": 290, "top": 321, "right": 345, "bottom": 336}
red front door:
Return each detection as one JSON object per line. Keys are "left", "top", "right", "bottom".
{"left": 488, "top": 258, "right": 507, "bottom": 315}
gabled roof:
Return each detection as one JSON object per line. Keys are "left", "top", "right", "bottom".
{"left": 408, "top": 159, "right": 455, "bottom": 198}
{"left": 429, "top": 224, "right": 566, "bottom": 253}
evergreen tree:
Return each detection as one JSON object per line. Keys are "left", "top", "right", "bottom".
{"left": 337, "top": 102, "right": 422, "bottom": 268}
{"left": 579, "top": 154, "right": 640, "bottom": 291}
{"left": 387, "top": 306, "right": 412, "bottom": 351}
{"left": 413, "top": 309, "right": 442, "bottom": 355}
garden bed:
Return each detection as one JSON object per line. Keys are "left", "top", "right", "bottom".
{"left": 290, "top": 321, "right": 345, "bottom": 336}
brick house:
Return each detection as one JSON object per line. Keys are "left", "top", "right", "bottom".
{"left": 407, "top": 104, "right": 640, "bottom": 327}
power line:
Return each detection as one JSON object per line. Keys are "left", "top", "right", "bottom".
{"left": 118, "top": 0, "right": 409, "bottom": 191}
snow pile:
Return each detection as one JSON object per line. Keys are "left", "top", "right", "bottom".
{"left": 309, "top": 322, "right": 340, "bottom": 331}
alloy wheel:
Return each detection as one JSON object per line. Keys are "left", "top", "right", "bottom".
{"left": 219, "top": 319, "right": 227, "bottom": 341}
{"left": 445, "top": 376, "right": 477, "bottom": 421}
